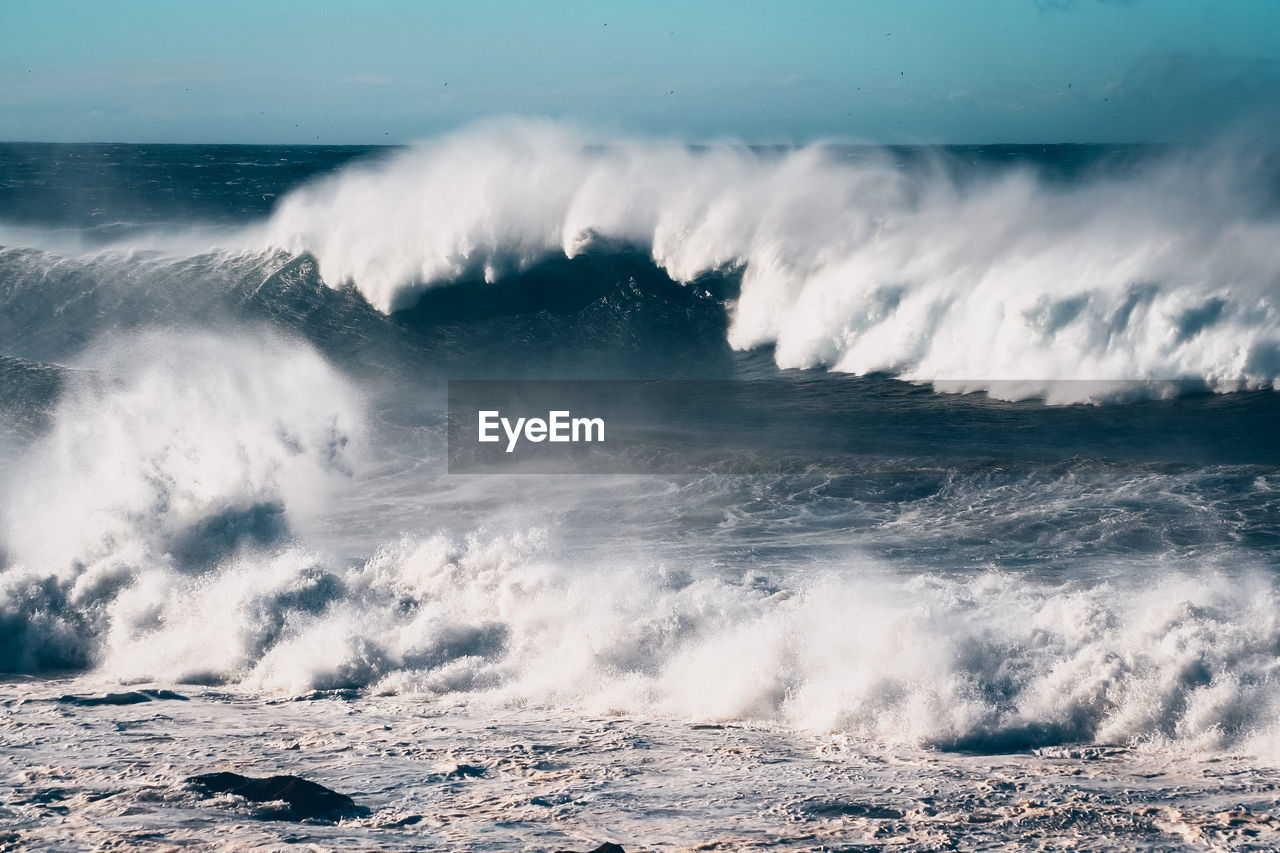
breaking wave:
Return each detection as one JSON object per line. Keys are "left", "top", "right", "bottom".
{"left": 262, "top": 119, "right": 1280, "bottom": 398}
{"left": 0, "top": 330, "right": 364, "bottom": 670}
{"left": 9, "top": 505, "right": 1280, "bottom": 755}
{"left": 2, "top": 121, "right": 1279, "bottom": 400}
{"left": 1, "top": 321, "right": 1276, "bottom": 755}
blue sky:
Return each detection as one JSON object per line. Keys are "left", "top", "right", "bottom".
{"left": 1, "top": 0, "right": 1278, "bottom": 144}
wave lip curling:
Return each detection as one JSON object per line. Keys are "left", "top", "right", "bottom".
{"left": 262, "top": 119, "right": 1280, "bottom": 401}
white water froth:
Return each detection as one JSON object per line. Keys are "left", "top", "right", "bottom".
{"left": 0, "top": 330, "right": 364, "bottom": 669}
{"left": 76, "top": 531, "right": 1280, "bottom": 757}
{"left": 266, "top": 119, "right": 1280, "bottom": 400}
{"left": 1, "top": 328, "right": 1277, "bottom": 752}
{"left": 7, "top": 373, "right": 1280, "bottom": 759}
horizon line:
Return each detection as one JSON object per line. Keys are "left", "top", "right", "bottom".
{"left": 0, "top": 138, "right": 1179, "bottom": 148}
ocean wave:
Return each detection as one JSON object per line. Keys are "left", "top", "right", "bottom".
{"left": 0, "top": 329, "right": 364, "bottom": 670}
{"left": 8, "top": 517, "right": 1280, "bottom": 755}
{"left": 261, "top": 119, "right": 1280, "bottom": 400}
{"left": 0, "top": 355, "right": 65, "bottom": 438}
{"left": 0, "top": 323, "right": 1275, "bottom": 753}
{"left": 3, "top": 122, "right": 1279, "bottom": 400}
{"left": 0, "top": 243, "right": 734, "bottom": 380}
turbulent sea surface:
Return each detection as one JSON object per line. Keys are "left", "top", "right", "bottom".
{"left": 2, "top": 121, "right": 1280, "bottom": 850}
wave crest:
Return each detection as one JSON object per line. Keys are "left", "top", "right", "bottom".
{"left": 265, "top": 119, "right": 1280, "bottom": 399}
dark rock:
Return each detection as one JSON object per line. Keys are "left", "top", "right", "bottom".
{"left": 186, "top": 772, "right": 367, "bottom": 821}
{"left": 554, "top": 844, "right": 625, "bottom": 853}
{"left": 805, "top": 801, "right": 905, "bottom": 820}
{"left": 14, "top": 788, "right": 70, "bottom": 805}
{"left": 58, "top": 689, "right": 188, "bottom": 706}
{"left": 389, "top": 814, "right": 423, "bottom": 826}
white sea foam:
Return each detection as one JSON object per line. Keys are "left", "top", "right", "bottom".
{"left": 2, "top": 324, "right": 1276, "bottom": 752}
{"left": 10, "top": 409, "right": 1279, "bottom": 758}
{"left": 73, "top": 526, "right": 1280, "bottom": 756}
{"left": 0, "top": 329, "right": 364, "bottom": 670}
{"left": 264, "top": 119, "right": 1280, "bottom": 400}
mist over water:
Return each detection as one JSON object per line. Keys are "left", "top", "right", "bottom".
{"left": 1, "top": 122, "right": 1279, "bottom": 763}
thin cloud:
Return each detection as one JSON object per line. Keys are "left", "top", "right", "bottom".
{"left": 1034, "top": 0, "right": 1140, "bottom": 11}
{"left": 347, "top": 73, "right": 393, "bottom": 86}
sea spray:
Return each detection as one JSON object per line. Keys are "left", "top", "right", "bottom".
{"left": 68, "top": 524, "right": 1280, "bottom": 753}
{"left": 263, "top": 120, "right": 1280, "bottom": 400}
{"left": 0, "top": 328, "right": 363, "bottom": 671}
